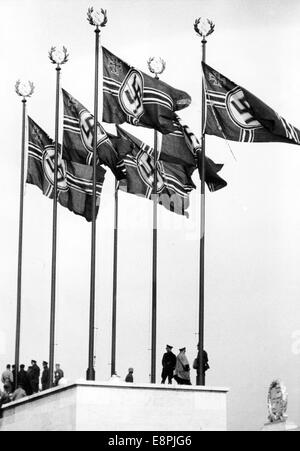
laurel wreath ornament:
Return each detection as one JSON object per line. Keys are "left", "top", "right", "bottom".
{"left": 15, "top": 80, "right": 35, "bottom": 98}
{"left": 48, "top": 46, "right": 69, "bottom": 66}
{"left": 87, "top": 7, "right": 108, "bottom": 27}
{"left": 194, "top": 17, "right": 215, "bottom": 38}
{"left": 147, "top": 57, "right": 166, "bottom": 76}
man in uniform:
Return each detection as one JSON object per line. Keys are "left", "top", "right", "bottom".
{"left": 41, "top": 361, "right": 50, "bottom": 391}
{"left": 29, "top": 360, "right": 40, "bottom": 394}
{"left": 18, "top": 365, "right": 31, "bottom": 395}
{"left": 161, "top": 345, "right": 176, "bottom": 384}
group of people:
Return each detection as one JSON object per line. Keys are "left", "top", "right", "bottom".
{"left": 120, "top": 344, "right": 209, "bottom": 386}
{"left": 161, "top": 344, "right": 209, "bottom": 386}
{"left": 0, "top": 345, "right": 207, "bottom": 406}
{"left": 0, "top": 361, "right": 64, "bottom": 407}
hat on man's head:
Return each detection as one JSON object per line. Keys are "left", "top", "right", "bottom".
{"left": 43, "top": 361, "right": 48, "bottom": 366}
{"left": 179, "top": 347, "right": 186, "bottom": 352}
{"left": 166, "top": 344, "right": 173, "bottom": 349}
{"left": 31, "top": 360, "right": 37, "bottom": 364}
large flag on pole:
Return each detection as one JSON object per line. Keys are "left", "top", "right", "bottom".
{"left": 102, "top": 46, "right": 191, "bottom": 134}
{"left": 161, "top": 118, "right": 227, "bottom": 192}
{"left": 203, "top": 62, "right": 300, "bottom": 145}
{"left": 27, "top": 117, "right": 105, "bottom": 222}
{"left": 62, "top": 89, "right": 124, "bottom": 179}
{"left": 114, "top": 126, "right": 195, "bottom": 217}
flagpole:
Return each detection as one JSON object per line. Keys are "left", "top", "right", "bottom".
{"left": 86, "top": 7, "right": 107, "bottom": 381}
{"left": 14, "top": 80, "right": 35, "bottom": 389}
{"left": 151, "top": 126, "right": 158, "bottom": 384}
{"left": 48, "top": 46, "right": 69, "bottom": 388}
{"left": 194, "top": 18, "right": 215, "bottom": 386}
{"left": 147, "top": 57, "right": 166, "bottom": 384}
{"left": 111, "top": 179, "right": 118, "bottom": 376}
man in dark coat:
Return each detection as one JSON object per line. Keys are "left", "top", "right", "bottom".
{"left": 29, "top": 360, "right": 40, "bottom": 394}
{"left": 161, "top": 345, "right": 177, "bottom": 384}
{"left": 18, "top": 365, "right": 31, "bottom": 395}
{"left": 125, "top": 368, "right": 134, "bottom": 383}
{"left": 41, "top": 361, "right": 50, "bottom": 391}
{"left": 193, "top": 344, "right": 210, "bottom": 385}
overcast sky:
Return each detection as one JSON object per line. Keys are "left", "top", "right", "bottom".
{"left": 1, "top": 0, "right": 300, "bottom": 431}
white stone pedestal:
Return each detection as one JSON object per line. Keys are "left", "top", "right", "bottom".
{"left": 0, "top": 380, "right": 228, "bottom": 431}
{"left": 262, "top": 420, "right": 299, "bottom": 431}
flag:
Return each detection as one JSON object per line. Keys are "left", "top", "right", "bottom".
{"left": 102, "top": 46, "right": 191, "bottom": 134}
{"left": 203, "top": 62, "right": 300, "bottom": 144}
{"left": 62, "top": 89, "right": 124, "bottom": 179}
{"left": 161, "top": 117, "right": 227, "bottom": 192}
{"left": 27, "top": 117, "right": 105, "bottom": 222}
{"left": 114, "top": 126, "right": 195, "bottom": 217}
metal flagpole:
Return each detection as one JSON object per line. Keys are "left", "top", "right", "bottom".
{"left": 194, "top": 18, "right": 215, "bottom": 386}
{"left": 147, "top": 57, "right": 166, "bottom": 384}
{"left": 111, "top": 179, "right": 118, "bottom": 376}
{"left": 14, "top": 80, "right": 35, "bottom": 389}
{"left": 48, "top": 46, "right": 69, "bottom": 388}
{"left": 86, "top": 7, "right": 107, "bottom": 381}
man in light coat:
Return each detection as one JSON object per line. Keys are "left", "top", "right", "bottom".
{"left": 174, "top": 347, "right": 191, "bottom": 385}
{"left": 1, "top": 364, "right": 13, "bottom": 392}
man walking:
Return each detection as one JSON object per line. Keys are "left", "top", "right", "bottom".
{"left": 161, "top": 345, "right": 176, "bottom": 384}
{"left": 174, "top": 347, "right": 192, "bottom": 385}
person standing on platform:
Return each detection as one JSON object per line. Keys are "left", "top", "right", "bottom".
{"left": 125, "top": 368, "right": 134, "bottom": 382}
{"left": 161, "top": 344, "right": 176, "bottom": 384}
{"left": 41, "top": 361, "right": 50, "bottom": 391}
{"left": 1, "top": 364, "right": 13, "bottom": 393}
{"left": 54, "top": 364, "right": 64, "bottom": 387}
{"left": 26, "top": 366, "right": 34, "bottom": 395}
{"left": 193, "top": 344, "right": 210, "bottom": 385}
{"left": 18, "top": 365, "right": 31, "bottom": 395}
{"left": 174, "top": 347, "right": 192, "bottom": 385}
{"left": 29, "top": 360, "right": 40, "bottom": 394}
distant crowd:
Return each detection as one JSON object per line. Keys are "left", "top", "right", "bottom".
{"left": 0, "top": 361, "right": 64, "bottom": 407}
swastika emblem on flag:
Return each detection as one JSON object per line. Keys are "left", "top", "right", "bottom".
{"left": 42, "top": 145, "right": 68, "bottom": 194}
{"left": 119, "top": 68, "right": 144, "bottom": 125}
{"left": 226, "top": 87, "right": 262, "bottom": 130}
{"left": 136, "top": 151, "right": 164, "bottom": 193}
{"left": 79, "top": 110, "right": 107, "bottom": 153}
